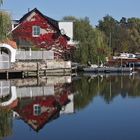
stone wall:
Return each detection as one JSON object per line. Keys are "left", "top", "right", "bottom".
{"left": 13, "top": 60, "right": 71, "bottom": 71}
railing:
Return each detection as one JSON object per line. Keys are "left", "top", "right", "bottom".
{"left": 16, "top": 86, "right": 55, "bottom": 98}
{"left": 16, "top": 50, "right": 54, "bottom": 60}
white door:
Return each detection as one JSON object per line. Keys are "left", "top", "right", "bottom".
{"left": 0, "top": 53, "right": 10, "bottom": 69}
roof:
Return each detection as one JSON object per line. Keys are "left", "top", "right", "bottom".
{"left": 0, "top": 39, "right": 17, "bottom": 49}
{"left": 13, "top": 8, "right": 70, "bottom": 41}
{"left": 12, "top": 19, "right": 19, "bottom": 23}
{"left": 19, "top": 8, "right": 59, "bottom": 31}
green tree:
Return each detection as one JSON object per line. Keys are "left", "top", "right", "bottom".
{"left": 97, "top": 15, "right": 119, "bottom": 54}
{"left": 0, "top": 0, "right": 3, "bottom": 6}
{"left": 127, "top": 18, "right": 140, "bottom": 52}
{"left": 89, "top": 29, "right": 110, "bottom": 63}
{"left": 0, "top": 11, "right": 11, "bottom": 41}
{"left": 98, "top": 15, "right": 140, "bottom": 54}
{"left": 73, "top": 76, "right": 98, "bottom": 110}
{"left": 73, "top": 74, "right": 140, "bottom": 109}
{"left": 63, "top": 16, "right": 110, "bottom": 64}
{"left": 98, "top": 15, "right": 117, "bottom": 37}
{"left": 0, "top": 108, "right": 12, "bottom": 139}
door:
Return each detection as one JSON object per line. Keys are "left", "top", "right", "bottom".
{"left": 0, "top": 53, "right": 10, "bottom": 69}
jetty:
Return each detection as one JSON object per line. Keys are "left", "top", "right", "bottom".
{"left": 0, "top": 60, "right": 74, "bottom": 79}
{"left": 0, "top": 44, "right": 76, "bottom": 79}
{"left": 83, "top": 66, "right": 133, "bottom": 73}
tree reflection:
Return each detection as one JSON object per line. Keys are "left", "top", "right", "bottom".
{"left": 73, "top": 76, "right": 98, "bottom": 110}
{"left": 0, "top": 108, "right": 12, "bottom": 139}
{"left": 74, "top": 74, "right": 140, "bottom": 110}
{"left": 0, "top": 75, "right": 140, "bottom": 135}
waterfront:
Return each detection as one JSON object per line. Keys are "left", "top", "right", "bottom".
{"left": 0, "top": 73, "right": 140, "bottom": 140}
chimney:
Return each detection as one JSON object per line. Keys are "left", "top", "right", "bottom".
{"left": 28, "top": 8, "right": 30, "bottom": 12}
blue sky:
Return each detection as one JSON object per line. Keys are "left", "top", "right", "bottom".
{"left": 1, "top": 0, "right": 140, "bottom": 25}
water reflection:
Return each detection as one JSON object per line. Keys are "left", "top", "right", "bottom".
{"left": 0, "top": 108, "right": 12, "bottom": 139}
{"left": 0, "top": 73, "right": 140, "bottom": 139}
{"left": 0, "top": 76, "right": 74, "bottom": 135}
{"left": 13, "top": 93, "right": 70, "bottom": 131}
{"left": 73, "top": 73, "right": 140, "bottom": 110}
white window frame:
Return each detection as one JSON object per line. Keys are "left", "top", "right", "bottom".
{"left": 33, "top": 104, "right": 41, "bottom": 116}
{"left": 32, "top": 26, "right": 40, "bottom": 37}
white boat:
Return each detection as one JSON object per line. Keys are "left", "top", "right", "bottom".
{"left": 113, "top": 53, "right": 136, "bottom": 60}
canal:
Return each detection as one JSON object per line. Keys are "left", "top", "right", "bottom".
{"left": 0, "top": 73, "right": 140, "bottom": 140}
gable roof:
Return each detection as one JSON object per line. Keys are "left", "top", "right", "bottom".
{"left": 0, "top": 39, "right": 17, "bottom": 49}
{"left": 19, "top": 8, "right": 59, "bottom": 31}
{"left": 14, "top": 8, "right": 70, "bottom": 41}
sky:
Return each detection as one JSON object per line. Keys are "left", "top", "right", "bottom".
{"left": 1, "top": 0, "right": 140, "bottom": 25}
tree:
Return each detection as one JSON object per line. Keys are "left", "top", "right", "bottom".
{"left": 63, "top": 16, "right": 110, "bottom": 64}
{"left": 97, "top": 15, "right": 119, "bottom": 54}
{"left": 127, "top": 18, "right": 140, "bottom": 52}
{"left": 0, "top": 0, "right": 4, "bottom": 7}
{"left": 62, "top": 16, "right": 77, "bottom": 22}
{"left": 0, "top": 11, "right": 12, "bottom": 41}
{"left": 90, "top": 29, "right": 111, "bottom": 63}
{"left": 97, "top": 15, "right": 140, "bottom": 54}
{"left": 98, "top": 15, "right": 117, "bottom": 35}
{"left": 73, "top": 76, "right": 98, "bottom": 110}
{"left": 0, "top": 108, "right": 12, "bottom": 139}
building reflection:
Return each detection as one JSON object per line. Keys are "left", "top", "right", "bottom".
{"left": 0, "top": 73, "right": 140, "bottom": 134}
{"left": 0, "top": 76, "right": 75, "bottom": 132}
{"left": 0, "top": 108, "right": 12, "bottom": 139}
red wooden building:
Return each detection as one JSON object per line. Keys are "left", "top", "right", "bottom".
{"left": 13, "top": 92, "right": 70, "bottom": 131}
{"left": 11, "top": 8, "right": 75, "bottom": 59}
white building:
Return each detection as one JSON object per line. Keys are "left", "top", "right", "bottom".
{"left": 59, "top": 21, "right": 78, "bottom": 46}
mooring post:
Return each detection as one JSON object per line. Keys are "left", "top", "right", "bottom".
{"left": 6, "top": 71, "right": 9, "bottom": 80}
{"left": 22, "top": 71, "right": 25, "bottom": 78}
{"left": 44, "top": 70, "right": 47, "bottom": 76}
{"left": 133, "top": 63, "right": 135, "bottom": 70}
{"left": 37, "top": 62, "right": 39, "bottom": 78}
{"left": 63, "top": 68, "right": 65, "bottom": 75}
{"left": 37, "top": 76, "right": 39, "bottom": 86}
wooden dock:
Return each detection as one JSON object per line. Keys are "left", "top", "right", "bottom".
{"left": 0, "top": 60, "right": 75, "bottom": 79}
{"left": 83, "top": 67, "right": 133, "bottom": 73}
{"left": 0, "top": 69, "right": 23, "bottom": 79}
{"left": 0, "top": 68, "right": 72, "bottom": 79}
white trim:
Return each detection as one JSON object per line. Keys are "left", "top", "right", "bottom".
{"left": 0, "top": 86, "right": 17, "bottom": 107}
{"left": 32, "top": 26, "right": 40, "bottom": 37}
{"left": 0, "top": 43, "right": 16, "bottom": 62}
{"left": 8, "top": 23, "right": 21, "bottom": 35}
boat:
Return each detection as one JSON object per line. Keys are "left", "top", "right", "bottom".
{"left": 106, "top": 52, "right": 140, "bottom": 69}
{"left": 113, "top": 53, "right": 136, "bottom": 60}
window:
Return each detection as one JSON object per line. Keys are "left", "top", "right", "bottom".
{"left": 33, "top": 104, "right": 41, "bottom": 116}
{"left": 32, "top": 26, "right": 40, "bottom": 37}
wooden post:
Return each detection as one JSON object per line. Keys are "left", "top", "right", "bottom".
{"left": 37, "top": 62, "right": 39, "bottom": 78}
{"left": 6, "top": 71, "right": 9, "bottom": 80}
{"left": 37, "top": 76, "right": 39, "bottom": 86}
{"left": 133, "top": 63, "right": 135, "bottom": 73}
{"left": 63, "top": 68, "right": 65, "bottom": 75}
{"left": 44, "top": 70, "right": 47, "bottom": 76}
{"left": 22, "top": 71, "right": 25, "bottom": 78}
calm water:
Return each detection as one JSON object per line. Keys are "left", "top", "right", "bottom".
{"left": 0, "top": 73, "right": 140, "bottom": 140}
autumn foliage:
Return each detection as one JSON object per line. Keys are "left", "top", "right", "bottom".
{"left": 12, "top": 13, "right": 68, "bottom": 51}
